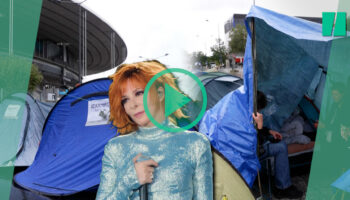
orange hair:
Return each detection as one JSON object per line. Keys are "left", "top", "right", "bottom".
{"left": 109, "top": 61, "right": 187, "bottom": 135}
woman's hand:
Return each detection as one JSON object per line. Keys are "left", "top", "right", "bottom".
{"left": 133, "top": 153, "right": 158, "bottom": 185}
{"left": 252, "top": 112, "right": 263, "bottom": 130}
{"left": 269, "top": 130, "right": 283, "bottom": 140}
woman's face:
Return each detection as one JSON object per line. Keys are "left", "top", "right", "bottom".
{"left": 121, "top": 80, "right": 164, "bottom": 127}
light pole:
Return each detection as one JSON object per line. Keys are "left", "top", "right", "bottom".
{"left": 204, "top": 19, "right": 212, "bottom": 55}
{"left": 154, "top": 53, "right": 169, "bottom": 59}
{"left": 205, "top": 19, "right": 224, "bottom": 66}
{"left": 139, "top": 53, "right": 169, "bottom": 60}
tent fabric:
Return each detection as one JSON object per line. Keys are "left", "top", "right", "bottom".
{"left": 0, "top": 93, "right": 53, "bottom": 167}
{"left": 0, "top": 94, "right": 27, "bottom": 166}
{"left": 199, "top": 34, "right": 257, "bottom": 186}
{"left": 14, "top": 94, "right": 54, "bottom": 166}
{"left": 313, "top": 71, "right": 327, "bottom": 110}
{"left": 199, "top": 6, "right": 336, "bottom": 187}
{"left": 298, "top": 97, "right": 319, "bottom": 125}
{"left": 15, "top": 79, "right": 116, "bottom": 196}
{"left": 245, "top": 6, "right": 335, "bottom": 42}
{"left": 197, "top": 72, "right": 243, "bottom": 110}
{"left": 306, "top": 68, "right": 323, "bottom": 100}
{"left": 246, "top": 6, "right": 334, "bottom": 131}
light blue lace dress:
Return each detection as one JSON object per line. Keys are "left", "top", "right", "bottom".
{"left": 96, "top": 121, "right": 213, "bottom": 200}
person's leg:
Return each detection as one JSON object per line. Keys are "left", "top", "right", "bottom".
{"left": 267, "top": 141, "right": 292, "bottom": 189}
{"left": 284, "top": 134, "right": 311, "bottom": 144}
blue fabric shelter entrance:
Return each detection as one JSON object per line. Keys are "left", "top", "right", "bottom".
{"left": 249, "top": 7, "right": 332, "bottom": 131}
{"left": 15, "top": 79, "right": 116, "bottom": 196}
{"left": 199, "top": 6, "right": 336, "bottom": 187}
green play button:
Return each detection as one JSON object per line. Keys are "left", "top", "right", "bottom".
{"left": 143, "top": 68, "right": 207, "bottom": 132}
{"left": 164, "top": 83, "right": 191, "bottom": 117}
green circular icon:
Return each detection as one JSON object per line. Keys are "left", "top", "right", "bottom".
{"left": 143, "top": 68, "right": 207, "bottom": 132}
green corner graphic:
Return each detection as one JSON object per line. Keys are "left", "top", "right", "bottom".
{"left": 307, "top": 2, "right": 350, "bottom": 199}
{"left": 334, "top": 12, "right": 346, "bottom": 36}
{"left": 0, "top": 0, "right": 42, "bottom": 199}
{"left": 322, "top": 12, "right": 335, "bottom": 36}
{"left": 143, "top": 68, "right": 207, "bottom": 132}
{"left": 164, "top": 83, "right": 191, "bottom": 117}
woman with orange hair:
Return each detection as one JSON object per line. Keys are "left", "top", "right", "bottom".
{"left": 96, "top": 61, "right": 213, "bottom": 200}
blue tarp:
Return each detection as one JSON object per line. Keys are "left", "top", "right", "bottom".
{"left": 248, "top": 6, "right": 333, "bottom": 131}
{"left": 15, "top": 79, "right": 116, "bottom": 195}
{"left": 199, "top": 6, "right": 336, "bottom": 187}
{"left": 199, "top": 34, "right": 257, "bottom": 186}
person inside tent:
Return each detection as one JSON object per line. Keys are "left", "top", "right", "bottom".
{"left": 276, "top": 107, "right": 316, "bottom": 154}
{"left": 279, "top": 108, "right": 312, "bottom": 145}
{"left": 96, "top": 61, "right": 213, "bottom": 200}
{"left": 252, "top": 91, "right": 303, "bottom": 199}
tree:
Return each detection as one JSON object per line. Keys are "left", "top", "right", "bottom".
{"left": 229, "top": 24, "right": 247, "bottom": 54}
{"left": 210, "top": 38, "right": 227, "bottom": 65}
{"left": 190, "top": 38, "right": 228, "bottom": 68}
{"left": 191, "top": 51, "right": 209, "bottom": 68}
{"left": 28, "top": 64, "right": 43, "bottom": 92}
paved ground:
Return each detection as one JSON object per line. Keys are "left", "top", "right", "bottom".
{"left": 252, "top": 173, "right": 309, "bottom": 200}
{"left": 205, "top": 66, "right": 243, "bottom": 78}
{"left": 252, "top": 158, "right": 312, "bottom": 200}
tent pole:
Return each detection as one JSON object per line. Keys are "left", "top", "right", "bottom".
{"left": 251, "top": 22, "right": 257, "bottom": 115}
{"left": 251, "top": 17, "right": 264, "bottom": 199}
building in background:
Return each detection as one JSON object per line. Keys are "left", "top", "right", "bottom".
{"left": 32, "top": 0, "right": 127, "bottom": 102}
{"left": 224, "top": 14, "right": 245, "bottom": 48}
{"left": 224, "top": 14, "right": 246, "bottom": 68}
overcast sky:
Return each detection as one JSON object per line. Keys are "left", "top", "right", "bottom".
{"left": 82, "top": 0, "right": 338, "bottom": 80}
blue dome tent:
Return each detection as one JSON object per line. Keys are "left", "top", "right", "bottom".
{"left": 14, "top": 78, "right": 116, "bottom": 196}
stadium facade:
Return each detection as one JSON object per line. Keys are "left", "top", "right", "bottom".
{"left": 32, "top": 0, "right": 127, "bottom": 102}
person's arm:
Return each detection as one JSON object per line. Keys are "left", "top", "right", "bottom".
{"left": 192, "top": 137, "right": 213, "bottom": 200}
{"left": 96, "top": 142, "right": 141, "bottom": 200}
{"left": 252, "top": 112, "right": 263, "bottom": 130}
{"left": 269, "top": 130, "right": 283, "bottom": 140}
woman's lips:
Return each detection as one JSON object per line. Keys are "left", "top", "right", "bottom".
{"left": 134, "top": 111, "right": 145, "bottom": 118}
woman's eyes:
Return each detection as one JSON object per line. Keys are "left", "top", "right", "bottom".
{"left": 121, "top": 90, "right": 143, "bottom": 105}
{"left": 121, "top": 98, "right": 128, "bottom": 105}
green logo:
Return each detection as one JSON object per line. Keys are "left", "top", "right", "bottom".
{"left": 164, "top": 83, "right": 192, "bottom": 117}
{"left": 322, "top": 12, "right": 347, "bottom": 36}
{"left": 143, "top": 68, "right": 207, "bottom": 132}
